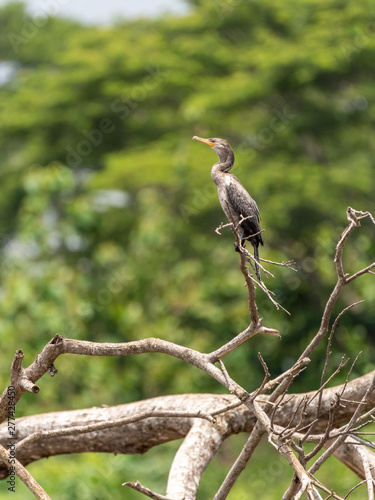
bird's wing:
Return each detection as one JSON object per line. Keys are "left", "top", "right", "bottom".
{"left": 225, "top": 176, "right": 261, "bottom": 221}
{"left": 225, "top": 175, "right": 263, "bottom": 244}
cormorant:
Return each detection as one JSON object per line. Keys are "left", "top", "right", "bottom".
{"left": 193, "top": 136, "right": 263, "bottom": 280}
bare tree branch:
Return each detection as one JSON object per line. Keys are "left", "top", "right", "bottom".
{"left": 213, "top": 421, "right": 265, "bottom": 500}
{"left": 356, "top": 442, "right": 374, "bottom": 500}
{"left": 216, "top": 210, "right": 293, "bottom": 314}
{"left": 208, "top": 324, "right": 280, "bottom": 362}
{"left": 0, "top": 207, "right": 373, "bottom": 499}
{"left": 297, "top": 207, "right": 374, "bottom": 363}
{"left": 0, "top": 444, "right": 50, "bottom": 500}
{"left": 166, "top": 420, "right": 225, "bottom": 500}
{"left": 308, "top": 375, "right": 375, "bottom": 474}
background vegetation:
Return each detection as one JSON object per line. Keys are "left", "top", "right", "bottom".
{"left": 0, "top": 0, "right": 374, "bottom": 498}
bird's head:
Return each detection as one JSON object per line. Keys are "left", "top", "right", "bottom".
{"left": 193, "top": 136, "right": 233, "bottom": 164}
{"left": 193, "top": 136, "right": 230, "bottom": 152}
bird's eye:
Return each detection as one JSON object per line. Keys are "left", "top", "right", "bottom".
{"left": 210, "top": 138, "right": 215, "bottom": 143}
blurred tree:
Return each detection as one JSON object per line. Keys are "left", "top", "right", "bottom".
{"left": 0, "top": 0, "right": 374, "bottom": 383}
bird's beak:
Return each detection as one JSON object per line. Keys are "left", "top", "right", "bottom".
{"left": 193, "top": 136, "right": 215, "bottom": 147}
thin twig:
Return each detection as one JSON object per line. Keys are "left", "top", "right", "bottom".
{"left": 344, "top": 479, "right": 368, "bottom": 499}
{"left": 210, "top": 400, "right": 244, "bottom": 416}
{"left": 263, "top": 358, "right": 311, "bottom": 392}
{"left": 123, "top": 481, "right": 172, "bottom": 500}
{"left": 215, "top": 221, "right": 296, "bottom": 270}
{"left": 347, "top": 262, "right": 375, "bottom": 283}
{"left": 259, "top": 256, "right": 297, "bottom": 270}
{"left": 251, "top": 353, "right": 271, "bottom": 399}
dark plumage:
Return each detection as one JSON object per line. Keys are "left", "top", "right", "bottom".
{"left": 193, "top": 136, "right": 263, "bottom": 280}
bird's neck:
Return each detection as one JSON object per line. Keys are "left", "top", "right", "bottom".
{"left": 211, "top": 150, "right": 235, "bottom": 185}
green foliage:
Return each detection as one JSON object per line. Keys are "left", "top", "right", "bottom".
{"left": 0, "top": 0, "right": 374, "bottom": 497}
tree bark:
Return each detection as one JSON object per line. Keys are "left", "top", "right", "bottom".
{"left": 1, "top": 370, "right": 373, "bottom": 480}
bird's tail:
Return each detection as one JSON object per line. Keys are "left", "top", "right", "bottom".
{"left": 254, "top": 244, "right": 261, "bottom": 281}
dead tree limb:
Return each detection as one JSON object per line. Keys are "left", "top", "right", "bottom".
{"left": 0, "top": 207, "right": 373, "bottom": 499}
